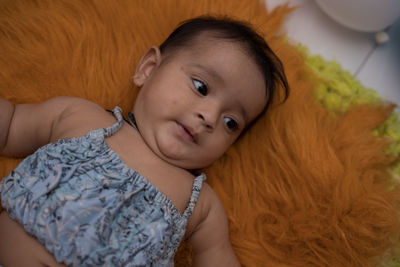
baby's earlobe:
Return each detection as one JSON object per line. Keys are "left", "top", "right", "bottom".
{"left": 133, "top": 74, "right": 141, "bottom": 86}
{"left": 133, "top": 74, "right": 147, "bottom": 87}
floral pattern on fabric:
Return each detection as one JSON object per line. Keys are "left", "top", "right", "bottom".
{"left": 0, "top": 107, "right": 206, "bottom": 267}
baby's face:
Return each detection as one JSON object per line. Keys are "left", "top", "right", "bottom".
{"left": 133, "top": 36, "right": 266, "bottom": 169}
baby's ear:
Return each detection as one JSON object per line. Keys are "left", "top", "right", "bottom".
{"left": 133, "top": 46, "right": 161, "bottom": 87}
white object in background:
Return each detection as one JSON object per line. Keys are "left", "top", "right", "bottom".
{"left": 375, "top": 31, "right": 390, "bottom": 44}
{"left": 315, "top": 0, "right": 400, "bottom": 32}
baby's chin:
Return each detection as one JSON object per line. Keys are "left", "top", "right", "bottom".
{"left": 140, "top": 127, "right": 220, "bottom": 171}
{"left": 153, "top": 143, "right": 215, "bottom": 171}
{"left": 158, "top": 149, "right": 211, "bottom": 171}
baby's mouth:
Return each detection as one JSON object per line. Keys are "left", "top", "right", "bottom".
{"left": 183, "top": 127, "right": 195, "bottom": 142}
{"left": 177, "top": 122, "right": 198, "bottom": 143}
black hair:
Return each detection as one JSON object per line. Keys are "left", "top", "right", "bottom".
{"left": 159, "top": 16, "right": 290, "bottom": 116}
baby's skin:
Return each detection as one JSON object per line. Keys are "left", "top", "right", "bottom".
{"left": 0, "top": 33, "right": 267, "bottom": 266}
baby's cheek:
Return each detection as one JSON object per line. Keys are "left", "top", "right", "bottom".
{"left": 213, "top": 139, "right": 232, "bottom": 156}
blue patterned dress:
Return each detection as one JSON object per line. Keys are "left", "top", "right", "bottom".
{"left": 0, "top": 107, "right": 206, "bottom": 266}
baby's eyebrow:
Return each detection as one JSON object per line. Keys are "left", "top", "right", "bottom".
{"left": 190, "top": 63, "right": 224, "bottom": 84}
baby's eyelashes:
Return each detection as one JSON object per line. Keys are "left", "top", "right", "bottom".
{"left": 192, "top": 78, "right": 208, "bottom": 96}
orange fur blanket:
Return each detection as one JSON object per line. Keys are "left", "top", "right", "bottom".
{"left": 1, "top": 0, "right": 399, "bottom": 266}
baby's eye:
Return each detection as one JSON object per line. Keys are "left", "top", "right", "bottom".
{"left": 193, "top": 79, "right": 208, "bottom": 96}
{"left": 224, "top": 117, "right": 239, "bottom": 131}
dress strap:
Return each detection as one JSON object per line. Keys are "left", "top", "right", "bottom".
{"left": 103, "top": 106, "right": 124, "bottom": 138}
{"left": 182, "top": 173, "right": 207, "bottom": 220}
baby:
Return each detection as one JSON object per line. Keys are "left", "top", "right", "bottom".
{"left": 0, "top": 16, "right": 288, "bottom": 266}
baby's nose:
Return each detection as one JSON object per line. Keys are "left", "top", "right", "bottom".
{"left": 197, "top": 113, "right": 215, "bottom": 131}
{"left": 196, "top": 105, "right": 219, "bottom": 131}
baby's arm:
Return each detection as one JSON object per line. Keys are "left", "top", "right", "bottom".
{"left": 189, "top": 186, "right": 241, "bottom": 267}
{"left": 0, "top": 96, "right": 84, "bottom": 157}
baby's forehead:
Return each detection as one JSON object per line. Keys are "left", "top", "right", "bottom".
{"left": 163, "top": 31, "right": 249, "bottom": 58}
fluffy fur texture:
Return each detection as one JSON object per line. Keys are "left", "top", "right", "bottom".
{"left": 0, "top": 0, "right": 399, "bottom": 266}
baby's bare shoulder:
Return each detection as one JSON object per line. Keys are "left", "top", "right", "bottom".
{"left": 1, "top": 96, "right": 106, "bottom": 157}
{"left": 185, "top": 182, "right": 240, "bottom": 266}
{"left": 50, "top": 97, "right": 114, "bottom": 140}
{"left": 185, "top": 182, "right": 225, "bottom": 237}
{"left": 51, "top": 96, "right": 105, "bottom": 122}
